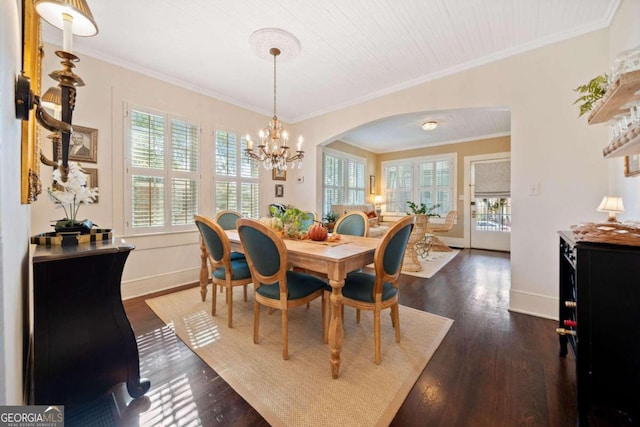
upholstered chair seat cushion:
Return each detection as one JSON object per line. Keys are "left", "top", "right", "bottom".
{"left": 230, "top": 251, "right": 246, "bottom": 261}
{"left": 256, "top": 271, "right": 326, "bottom": 300}
{"left": 339, "top": 272, "right": 398, "bottom": 302}
{"left": 212, "top": 260, "right": 252, "bottom": 281}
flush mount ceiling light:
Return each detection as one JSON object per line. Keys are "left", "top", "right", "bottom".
{"left": 421, "top": 121, "right": 438, "bottom": 131}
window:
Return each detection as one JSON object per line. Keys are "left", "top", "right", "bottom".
{"left": 214, "top": 129, "right": 259, "bottom": 218}
{"left": 383, "top": 154, "right": 455, "bottom": 216}
{"left": 126, "top": 107, "right": 200, "bottom": 234}
{"left": 323, "top": 149, "right": 365, "bottom": 216}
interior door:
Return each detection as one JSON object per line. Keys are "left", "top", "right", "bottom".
{"left": 470, "top": 159, "right": 511, "bottom": 252}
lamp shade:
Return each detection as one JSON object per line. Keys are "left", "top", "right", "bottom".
{"left": 374, "top": 195, "right": 383, "bottom": 205}
{"left": 41, "top": 87, "right": 61, "bottom": 108}
{"left": 34, "top": 0, "right": 98, "bottom": 36}
{"left": 597, "top": 196, "right": 625, "bottom": 213}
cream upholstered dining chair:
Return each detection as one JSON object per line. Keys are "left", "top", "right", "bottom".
{"left": 425, "top": 210, "right": 457, "bottom": 252}
{"left": 237, "top": 218, "right": 327, "bottom": 360}
{"left": 194, "top": 215, "right": 253, "bottom": 328}
{"left": 333, "top": 211, "right": 369, "bottom": 237}
{"left": 324, "top": 215, "right": 415, "bottom": 364}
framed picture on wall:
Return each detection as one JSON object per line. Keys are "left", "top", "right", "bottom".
{"left": 272, "top": 169, "right": 286, "bottom": 181}
{"left": 369, "top": 175, "right": 375, "bottom": 194}
{"left": 84, "top": 167, "right": 99, "bottom": 202}
{"left": 68, "top": 125, "right": 98, "bottom": 163}
{"left": 624, "top": 154, "right": 640, "bottom": 177}
{"left": 275, "top": 184, "right": 284, "bottom": 197}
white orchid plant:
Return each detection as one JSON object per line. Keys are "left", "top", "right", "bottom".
{"left": 47, "top": 162, "right": 99, "bottom": 230}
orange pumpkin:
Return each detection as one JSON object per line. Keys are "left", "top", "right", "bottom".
{"left": 307, "top": 223, "right": 328, "bottom": 241}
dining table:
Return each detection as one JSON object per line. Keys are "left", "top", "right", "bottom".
{"left": 198, "top": 229, "right": 380, "bottom": 378}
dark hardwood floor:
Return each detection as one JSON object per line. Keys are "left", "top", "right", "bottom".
{"left": 69, "top": 249, "right": 588, "bottom": 426}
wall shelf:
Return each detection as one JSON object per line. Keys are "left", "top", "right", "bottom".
{"left": 603, "top": 123, "right": 640, "bottom": 159}
{"left": 588, "top": 69, "right": 640, "bottom": 125}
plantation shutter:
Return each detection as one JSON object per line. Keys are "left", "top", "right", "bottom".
{"left": 474, "top": 160, "right": 511, "bottom": 198}
{"left": 214, "top": 131, "right": 259, "bottom": 217}
{"left": 128, "top": 108, "right": 201, "bottom": 231}
{"left": 131, "top": 110, "right": 165, "bottom": 227}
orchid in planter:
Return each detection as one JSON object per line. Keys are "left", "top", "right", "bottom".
{"left": 47, "top": 162, "right": 99, "bottom": 234}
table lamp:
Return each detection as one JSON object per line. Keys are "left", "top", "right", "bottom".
{"left": 374, "top": 195, "right": 383, "bottom": 217}
{"left": 597, "top": 196, "right": 625, "bottom": 222}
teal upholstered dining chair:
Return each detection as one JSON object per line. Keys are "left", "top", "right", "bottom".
{"left": 301, "top": 211, "right": 317, "bottom": 231}
{"left": 236, "top": 218, "right": 327, "bottom": 360}
{"left": 333, "top": 211, "right": 369, "bottom": 237}
{"left": 324, "top": 215, "right": 415, "bottom": 364}
{"left": 214, "top": 210, "right": 245, "bottom": 262}
{"left": 195, "top": 215, "right": 253, "bottom": 328}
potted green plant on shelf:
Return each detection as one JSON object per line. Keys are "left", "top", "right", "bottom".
{"left": 573, "top": 74, "right": 609, "bottom": 117}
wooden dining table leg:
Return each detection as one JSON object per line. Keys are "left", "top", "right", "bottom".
{"left": 199, "top": 238, "right": 209, "bottom": 302}
{"left": 328, "top": 277, "right": 345, "bottom": 379}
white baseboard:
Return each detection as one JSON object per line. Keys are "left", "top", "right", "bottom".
{"left": 122, "top": 267, "right": 200, "bottom": 300}
{"left": 509, "top": 289, "right": 557, "bottom": 320}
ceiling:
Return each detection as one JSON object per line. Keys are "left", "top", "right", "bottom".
{"left": 42, "top": 0, "right": 619, "bottom": 152}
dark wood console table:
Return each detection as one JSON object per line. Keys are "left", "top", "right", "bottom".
{"left": 558, "top": 231, "right": 640, "bottom": 425}
{"left": 30, "top": 240, "right": 150, "bottom": 405}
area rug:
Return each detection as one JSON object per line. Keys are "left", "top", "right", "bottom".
{"left": 400, "top": 249, "right": 460, "bottom": 278}
{"left": 146, "top": 286, "right": 453, "bottom": 427}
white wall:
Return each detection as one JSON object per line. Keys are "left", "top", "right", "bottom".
{"left": 0, "top": 0, "right": 32, "bottom": 404}
{"left": 608, "top": 0, "right": 640, "bottom": 218}
{"left": 289, "top": 29, "right": 612, "bottom": 319}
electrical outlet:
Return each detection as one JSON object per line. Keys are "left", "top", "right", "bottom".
{"left": 528, "top": 183, "right": 540, "bottom": 196}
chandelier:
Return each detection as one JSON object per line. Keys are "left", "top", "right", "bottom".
{"left": 245, "top": 40, "right": 303, "bottom": 172}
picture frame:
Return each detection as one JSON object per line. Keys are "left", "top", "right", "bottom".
{"left": 624, "top": 154, "right": 640, "bottom": 177}
{"left": 20, "top": 0, "right": 43, "bottom": 203}
{"left": 68, "top": 125, "right": 98, "bottom": 163}
{"left": 272, "top": 169, "right": 286, "bottom": 181}
{"left": 275, "top": 184, "right": 284, "bottom": 197}
{"left": 369, "top": 175, "right": 375, "bottom": 194}
{"left": 84, "top": 167, "right": 99, "bottom": 202}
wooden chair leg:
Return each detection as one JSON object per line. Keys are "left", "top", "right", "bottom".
{"left": 323, "top": 291, "right": 330, "bottom": 344}
{"left": 356, "top": 309, "right": 361, "bottom": 324}
{"left": 282, "top": 309, "right": 289, "bottom": 360}
{"left": 211, "top": 283, "right": 217, "bottom": 316}
{"left": 243, "top": 285, "right": 248, "bottom": 302}
{"left": 253, "top": 302, "right": 260, "bottom": 344}
{"left": 227, "top": 284, "right": 233, "bottom": 328}
{"left": 321, "top": 293, "right": 326, "bottom": 339}
{"left": 392, "top": 304, "right": 401, "bottom": 343}
{"left": 374, "top": 309, "right": 381, "bottom": 365}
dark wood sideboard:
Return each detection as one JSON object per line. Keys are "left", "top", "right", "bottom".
{"left": 558, "top": 231, "right": 640, "bottom": 425}
{"left": 30, "top": 240, "right": 150, "bottom": 405}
